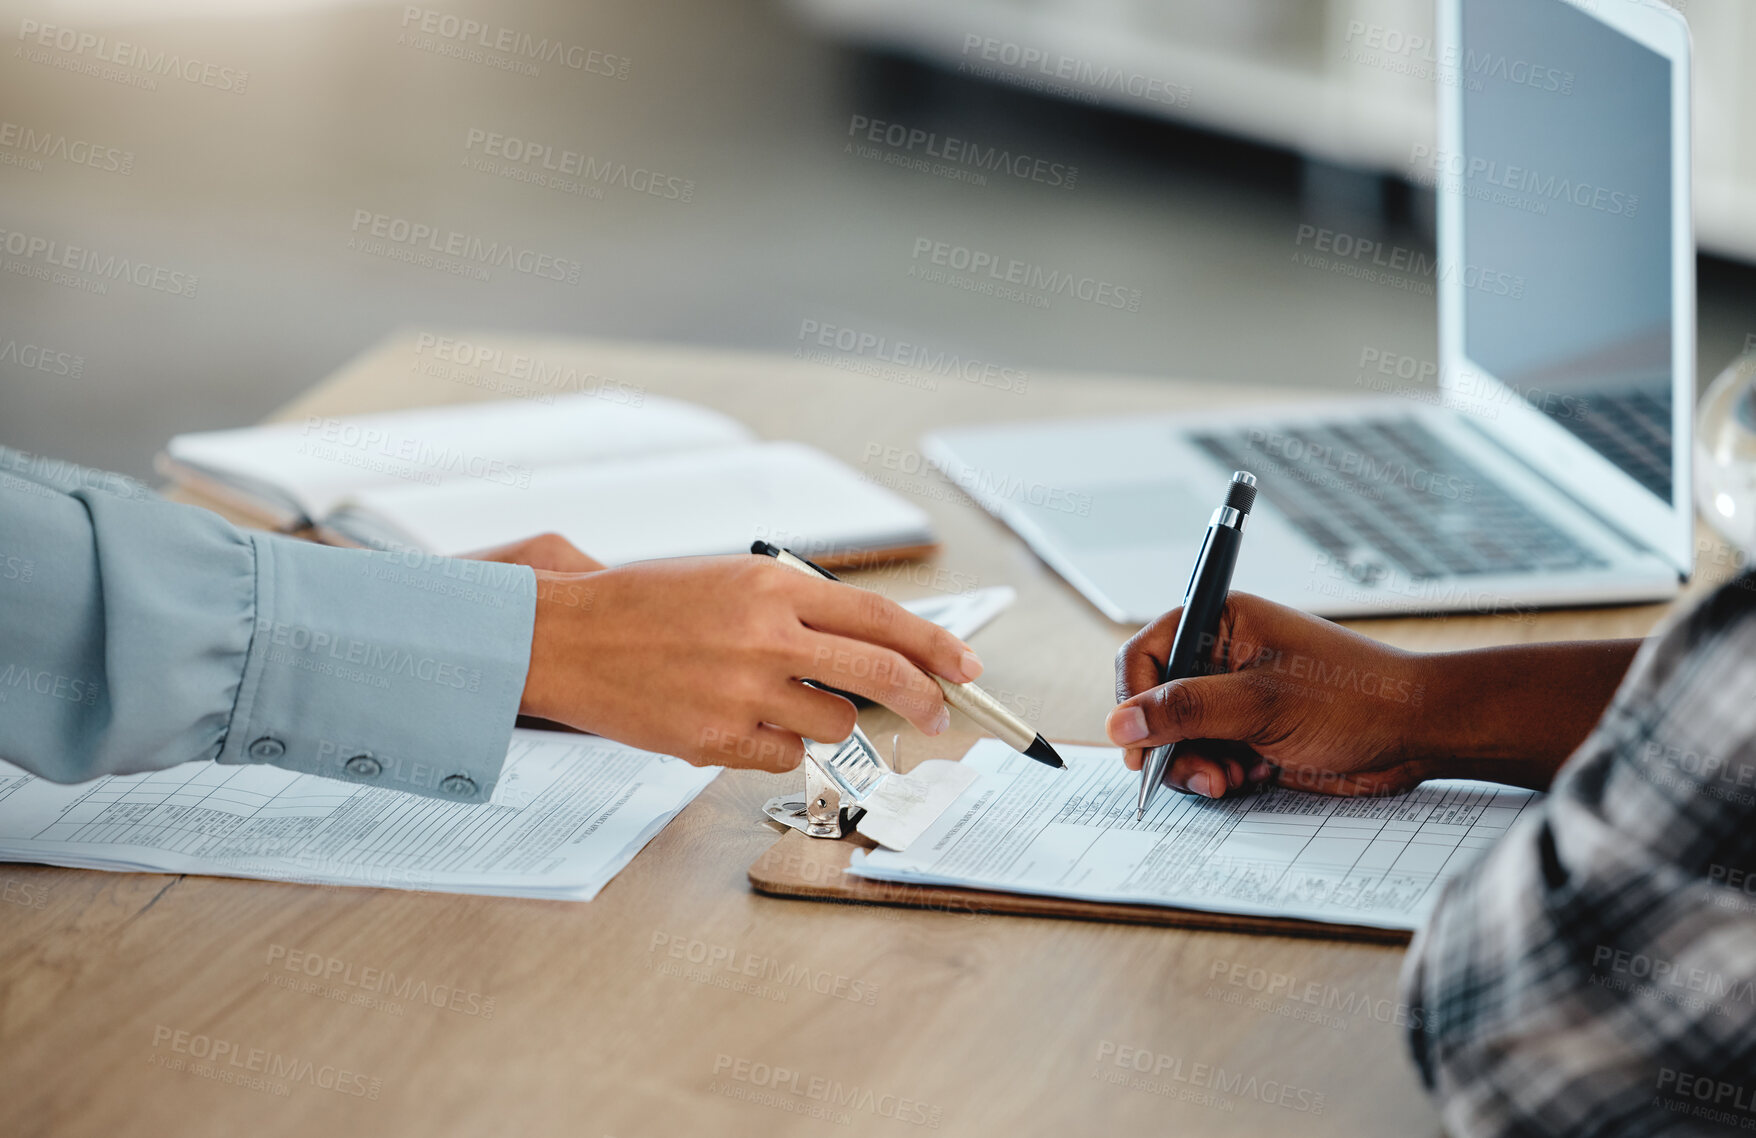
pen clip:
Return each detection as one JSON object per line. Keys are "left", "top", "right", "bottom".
{"left": 1182, "top": 527, "right": 1214, "bottom": 604}
{"left": 786, "top": 547, "right": 840, "bottom": 581}
{"left": 749, "top": 539, "right": 841, "bottom": 581}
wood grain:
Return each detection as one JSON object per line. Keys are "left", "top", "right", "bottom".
{"left": 11, "top": 329, "right": 1734, "bottom": 1138}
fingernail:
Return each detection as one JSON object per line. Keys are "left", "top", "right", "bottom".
{"left": 928, "top": 707, "right": 951, "bottom": 736}
{"left": 959, "top": 650, "right": 983, "bottom": 681}
{"left": 1190, "top": 772, "right": 1218, "bottom": 798}
{"left": 1108, "top": 707, "right": 1148, "bottom": 745}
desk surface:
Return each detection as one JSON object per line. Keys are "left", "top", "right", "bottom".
{"left": 3, "top": 332, "right": 1738, "bottom": 1138}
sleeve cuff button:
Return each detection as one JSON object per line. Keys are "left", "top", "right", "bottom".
{"left": 439, "top": 774, "right": 478, "bottom": 799}
{"left": 345, "top": 754, "right": 382, "bottom": 778}
{"left": 247, "top": 737, "right": 286, "bottom": 761}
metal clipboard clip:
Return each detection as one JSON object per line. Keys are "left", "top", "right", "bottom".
{"left": 762, "top": 726, "right": 894, "bottom": 839}
{"left": 762, "top": 726, "right": 979, "bottom": 849}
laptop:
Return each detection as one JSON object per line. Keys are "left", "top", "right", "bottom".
{"left": 923, "top": 0, "right": 1695, "bottom": 623}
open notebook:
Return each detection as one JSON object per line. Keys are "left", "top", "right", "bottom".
{"left": 158, "top": 394, "right": 935, "bottom": 568}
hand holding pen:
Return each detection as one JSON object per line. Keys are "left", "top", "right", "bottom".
{"left": 754, "top": 542, "right": 1065, "bottom": 769}
{"left": 520, "top": 553, "right": 984, "bottom": 771}
{"left": 1107, "top": 472, "right": 1257, "bottom": 818}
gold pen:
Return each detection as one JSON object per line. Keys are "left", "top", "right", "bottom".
{"left": 752, "top": 541, "right": 1065, "bottom": 769}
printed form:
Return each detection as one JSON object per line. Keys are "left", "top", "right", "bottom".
{"left": 0, "top": 730, "right": 717, "bottom": 900}
{"left": 849, "top": 741, "right": 1542, "bottom": 931}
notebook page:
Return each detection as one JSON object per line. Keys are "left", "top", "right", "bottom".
{"left": 0, "top": 730, "right": 717, "bottom": 901}
{"left": 162, "top": 393, "right": 753, "bottom": 524}
{"left": 329, "top": 440, "right": 934, "bottom": 562}
{"left": 848, "top": 741, "right": 1542, "bottom": 931}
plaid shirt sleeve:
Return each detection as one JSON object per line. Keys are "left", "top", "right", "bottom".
{"left": 1400, "top": 573, "right": 1756, "bottom": 1137}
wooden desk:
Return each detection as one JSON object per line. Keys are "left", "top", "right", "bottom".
{"left": 2, "top": 332, "right": 1737, "bottom": 1137}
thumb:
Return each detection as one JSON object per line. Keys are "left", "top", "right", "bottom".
{"left": 1105, "top": 672, "right": 1278, "bottom": 751}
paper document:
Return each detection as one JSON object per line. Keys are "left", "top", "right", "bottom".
{"left": 899, "top": 586, "right": 1014, "bottom": 641}
{"left": 0, "top": 730, "right": 716, "bottom": 901}
{"left": 848, "top": 741, "right": 1542, "bottom": 931}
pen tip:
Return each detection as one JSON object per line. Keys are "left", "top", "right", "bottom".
{"left": 1024, "top": 735, "right": 1065, "bottom": 769}
{"left": 1136, "top": 808, "right": 1145, "bottom": 821}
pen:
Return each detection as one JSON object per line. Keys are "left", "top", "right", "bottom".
{"left": 1136, "top": 471, "right": 1257, "bottom": 820}
{"left": 751, "top": 541, "right": 1066, "bottom": 769}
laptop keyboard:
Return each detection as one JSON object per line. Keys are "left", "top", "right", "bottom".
{"left": 1560, "top": 387, "right": 1672, "bottom": 500}
{"left": 1190, "top": 418, "right": 1609, "bottom": 582}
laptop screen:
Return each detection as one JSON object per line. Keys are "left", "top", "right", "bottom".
{"left": 1459, "top": 0, "right": 1674, "bottom": 501}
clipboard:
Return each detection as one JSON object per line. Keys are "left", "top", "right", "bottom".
{"left": 747, "top": 826, "right": 1413, "bottom": 947}
{"left": 747, "top": 733, "right": 1418, "bottom": 946}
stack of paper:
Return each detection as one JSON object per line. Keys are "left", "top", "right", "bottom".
{"left": 849, "top": 741, "right": 1543, "bottom": 931}
{"left": 0, "top": 731, "right": 717, "bottom": 901}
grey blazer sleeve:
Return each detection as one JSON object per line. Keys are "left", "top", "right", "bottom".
{"left": 0, "top": 447, "right": 535, "bottom": 802}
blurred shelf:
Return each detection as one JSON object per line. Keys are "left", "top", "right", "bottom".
{"left": 792, "top": 0, "right": 1756, "bottom": 262}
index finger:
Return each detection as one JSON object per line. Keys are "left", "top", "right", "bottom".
{"left": 792, "top": 578, "right": 982, "bottom": 684}
{"left": 1116, "top": 594, "right": 1276, "bottom": 702}
{"left": 1116, "top": 604, "right": 1184, "bottom": 704}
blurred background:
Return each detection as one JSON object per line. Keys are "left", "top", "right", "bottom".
{"left": 2, "top": 0, "right": 1752, "bottom": 482}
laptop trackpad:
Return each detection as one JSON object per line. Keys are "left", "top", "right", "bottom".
{"left": 1012, "top": 477, "right": 1319, "bottom": 620}
{"left": 1015, "top": 479, "right": 1212, "bottom": 552}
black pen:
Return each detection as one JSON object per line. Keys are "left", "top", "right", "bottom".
{"left": 1136, "top": 472, "right": 1257, "bottom": 819}
{"left": 751, "top": 541, "right": 1065, "bottom": 769}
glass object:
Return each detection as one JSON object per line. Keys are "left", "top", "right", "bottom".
{"left": 1695, "top": 352, "right": 1756, "bottom": 556}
